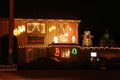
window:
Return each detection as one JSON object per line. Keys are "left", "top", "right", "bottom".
{"left": 27, "top": 22, "right": 45, "bottom": 34}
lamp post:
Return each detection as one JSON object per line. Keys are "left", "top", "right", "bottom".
{"left": 9, "top": 0, "right": 14, "bottom": 64}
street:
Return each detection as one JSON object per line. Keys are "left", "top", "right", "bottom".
{"left": 0, "top": 70, "right": 120, "bottom": 80}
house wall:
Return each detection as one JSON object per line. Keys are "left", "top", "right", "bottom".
{"left": 14, "top": 19, "right": 80, "bottom": 46}
{"left": 0, "top": 18, "right": 9, "bottom": 36}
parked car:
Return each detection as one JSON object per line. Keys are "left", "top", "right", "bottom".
{"left": 91, "top": 57, "right": 109, "bottom": 70}
{"left": 18, "top": 57, "right": 70, "bottom": 70}
{"left": 108, "top": 58, "right": 120, "bottom": 70}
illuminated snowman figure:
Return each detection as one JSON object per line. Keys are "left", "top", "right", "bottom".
{"left": 82, "top": 31, "right": 93, "bottom": 46}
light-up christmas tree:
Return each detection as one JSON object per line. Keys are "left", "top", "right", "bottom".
{"left": 99, "top": 29, "right": 116, "bottom": 47}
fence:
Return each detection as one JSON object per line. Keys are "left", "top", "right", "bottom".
{"left": 0, "top": 64, "right": 17, "bottom": 71}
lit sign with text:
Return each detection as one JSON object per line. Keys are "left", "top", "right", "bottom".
{"left": 91, "top": 52, "right": 97, "bottom": 57}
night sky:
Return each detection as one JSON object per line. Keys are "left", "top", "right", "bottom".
{"left": 0, "top": 0, "right": 120, "bottom": 46}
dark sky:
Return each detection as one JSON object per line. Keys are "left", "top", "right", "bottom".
{"left": 0, "top": 0, "right": 120, "bottom": 46}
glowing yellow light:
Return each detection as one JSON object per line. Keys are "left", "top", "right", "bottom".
{"left": 41, "top": 23, "right": 45, "bottom": 33}
{"left": 49, "top": 26, "right": 56, "bottom": 32}
{"left": 61, "top": 49, "right": 70, "bottom": 58}
{"left": 31, "top": 24, "right": 40, "bottom": 32}
{"left": 13, "top": 28, "right": 20, "bottom": 36}
{"left": 66, "top": 50, "right": 70, "bottom": 58}
{"left": 21, "top": 25, "right": 25, "bottom": 32}
{"left": 18, "top": 26, "right": 23, "bottom": 33}
{"left": 13, "top": 25, "right": 26, "bottom": 36}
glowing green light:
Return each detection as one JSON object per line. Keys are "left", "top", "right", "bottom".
{"left": 71, "top": 48, "right": 77, "bottom": 55}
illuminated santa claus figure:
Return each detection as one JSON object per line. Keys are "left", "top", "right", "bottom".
{"left": 82, "top": 30, "right": 93, "bottom": 46}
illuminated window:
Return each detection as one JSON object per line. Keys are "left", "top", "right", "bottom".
{"left": 27, "top": 23, "right": 45, "bottom": 34}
